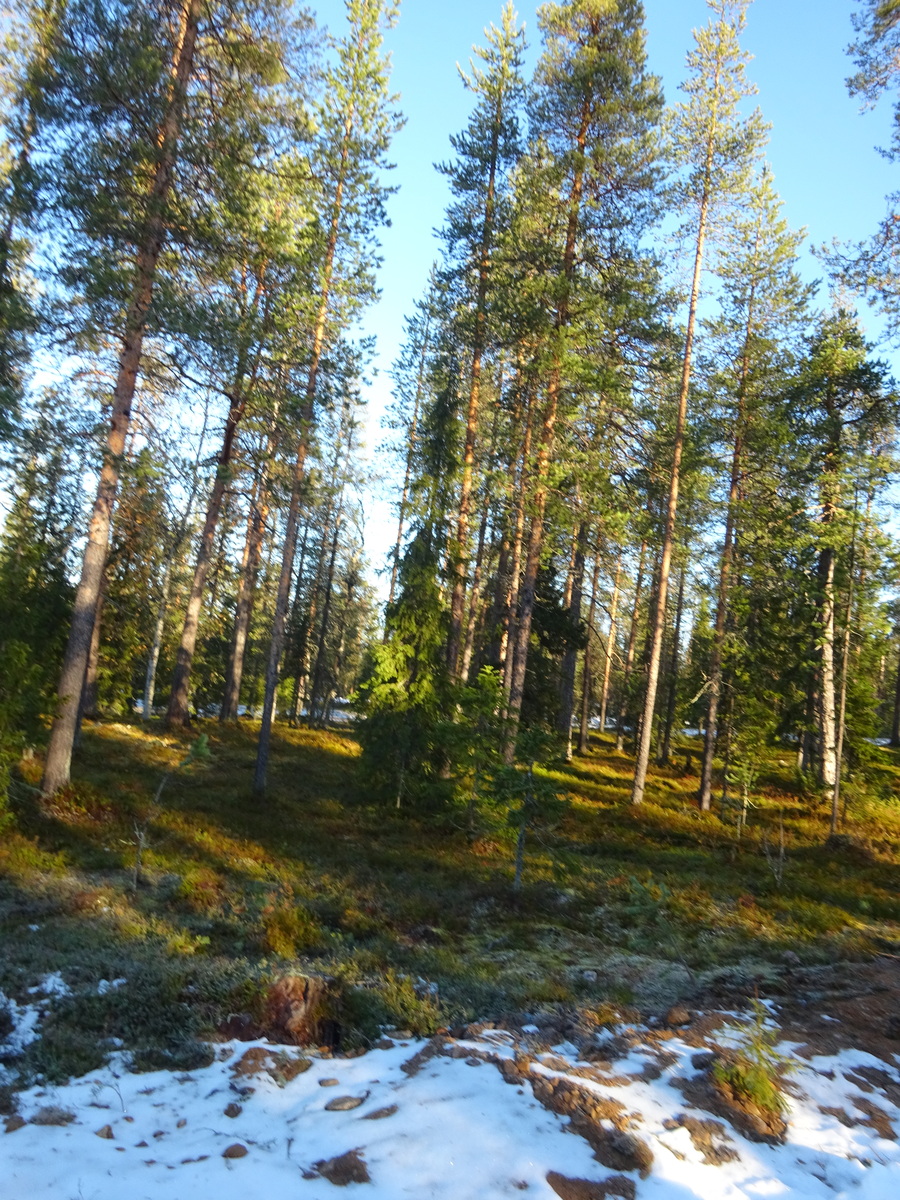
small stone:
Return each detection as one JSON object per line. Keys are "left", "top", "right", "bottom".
{"left": 177, "top": 1118, "right": 187, "bottom": 1128}
{"left": 362, "top": 1105, "right": 398, "bottom": 1120}
{"left": 224, "top": 1102, "right": 242, "bottom": 1118}
{"left": 135, "top": 1140, "right": 149, "bottom": 1147}
{"left": 316, "top": 1148, "right": 370, "bottom": 1185}
{"left": 325, "top": 1095, "right": 365, "bottom": 1112}
{"left": 4, "top": 1116, "right": 26, "bottom": 1134}
{"left": 466, "top": 1057, "right": 483, "bottom": 1067}
{"left": 95, "top": 1124, "right": 115, "bottom": 1139}
{"left": 223, "top": 1143, "right": 248, "bottom": 1159}
{"left": 319, "top": 1077, "right": 340, "bottom": 1087}
{"left": 546, "top": 1170, "right": 636, "bottom": 1200}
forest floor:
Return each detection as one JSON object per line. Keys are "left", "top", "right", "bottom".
{"left": 1, "top": 720, "right": 899, "bottom": 1197}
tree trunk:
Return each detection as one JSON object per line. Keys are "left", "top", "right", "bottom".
{"left": 166, "top": 379, "right": 250, "bottom": 727}
{"left": 308, "top": 517, "right": 342, "bottom": 725}
{"left": 597, "top": 556, "right": 621, "bottom": 742}
{"left": 890, "top": 647, "right": 900, "bottom": 748}
{"left": 500, "top": 389, "right": 532, "bottom": 707}
{"left": 81, "top": 580, "right": 106, "bottom": 721}
{"left": 221, "top": 456, "right": 272, "bottom": 721}
{"left": 504, "top": 101, "right": 590, "bottom": 760}
{"left": 460, "top": 490, "right": 491, "bottom": 682}
{"left": 558, "top": 521, "right": 587, "bottom": 758}
{"left": 143, "top": 556, "right": 173, "bottom": 720}
{"left": 42, "top": 0, "right": 201, "bottom": 795}
{"left": 832, "top": 505, "right": 858, "bottom": 832}
{"left": 616, "top": 540, "right": 647, "bottom": 753}
{"left": 253, "top": 93, "right": 356, "bottom": 796}
{"left": 388, "top": 315, "right": 429, "bottom": 608}
{"left": 447, "top": 103, "right": 502, "bottom": 680}
{"left": 631, "top": 181, "right": 710, "bottom": 804}
{"left": 661, "top": 564, "right": 686, "bottom": 766}
{"left": 818, "top": 543, "right": 838, "bottom": 789}
{"left": 698, "top": 330, "right": 753, "bottom": 809}
{"left": 577, "top": 545, "right": 606, "bottom": 755}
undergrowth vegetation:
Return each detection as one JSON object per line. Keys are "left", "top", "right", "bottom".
{"left": 1, "top": 719, "right": 899, "bottom": 1084}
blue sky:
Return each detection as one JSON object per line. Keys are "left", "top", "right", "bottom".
{"left": 311, "top": 0, "right": 900, "bottom": 580}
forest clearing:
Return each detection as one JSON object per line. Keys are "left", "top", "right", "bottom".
{"left": 3, "top": 0, "right": 900, "bottom": 1194}
{"left": 2, "top": 718, "right": 900, "bottom": 1196}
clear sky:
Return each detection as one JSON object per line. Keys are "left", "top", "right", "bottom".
{"left": 311, "top": 0, "right": 900, "bottom": 585}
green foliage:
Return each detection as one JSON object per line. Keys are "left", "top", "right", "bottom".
{"left": 259, "top": 886, "right": 324, "bottom": 958}
{"left": 356, "top": 531, "right": 453, "bottom": 808}
{"left": 336, "top": 967, "right": 442, "bottom": 1048}
{"left": 493, "top": 726, "right": 569, "bottom": 890}
{"left": 713, "top": 999, "right": 794, "bottom": 1117}
{"left": 444, "top": 666, "right": 507, "bottom": 833}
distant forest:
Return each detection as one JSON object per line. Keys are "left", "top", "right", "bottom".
{"left": 2, "top": 0, "right": 900, "bottom": 824}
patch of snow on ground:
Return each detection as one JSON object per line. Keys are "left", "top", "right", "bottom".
{"left": 27, "top": 973, "right": 71, "bottom": 998}
{"left": 0, "top": 996, "right": 42, "bottom": 1086}
{"left": 1, "top": 1025, "right": 899, "bottom": 1200}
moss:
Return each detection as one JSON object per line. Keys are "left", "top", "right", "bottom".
{"left": 0, "top": 720, "right": 896, "bottom": 1080}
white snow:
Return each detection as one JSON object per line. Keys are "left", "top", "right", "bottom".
{"left": 27, "top": 973, "right": 72, "bottom": 999}
{"left": 2, "top": 1021, "right": 899, "bottom": 1200}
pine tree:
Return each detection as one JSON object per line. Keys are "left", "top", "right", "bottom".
{"left": 503, "top": 0, "right": 663, "bottom": 758}
{"left": 440, "top": 3, "right": 526, "bottom": 680}
{"left": 253, "top": 0, "right": 401, "bottom": 795}
{"left": 630, "top": 0, "right": 766, "bottom": 804}
{"left": 38, "top": 0, "right": 205, "bottom": 794}
{"left": 696, "top": 166, "right": 811, "bottom": 810}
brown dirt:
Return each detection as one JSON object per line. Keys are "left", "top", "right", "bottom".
{"left": 662, "top": 1115, "right": 741, "bottom": 1165}
{"left": 315, "top": 1148, "right": 371, "bottom": 1185}
{"left": 675, "top": 1072, "right": 787, "bottom": 1145}
{"left": 546, "top": 1170, "right": 636, "bottom": 1200}
{"left": 722, "top": 959, "right": 900, "bottom": 1066}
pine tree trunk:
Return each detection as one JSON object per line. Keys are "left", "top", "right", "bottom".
{"left": 504, "top": 101, "right": 589, "bottom": 759}
{"left": 143, "top": 556, "right": 173, "bottom": 720}
{"left": 616, "top": 541, "right": 647, "bottom": 753}
{"left": 597, "top": 557, "right": 621, "bottom": 741}
{"left": 308, "top": 518, "right": 342, "bottom": 725}
{"left": 253, "top": 96, "right": 356, "bottom": 795}
{"left": 447, "top": 105, "right": 502, "bottom": 679}
{"left": 631, "top": 184, "right": 710, "bottom": 804}
{"left": 42, "top": 0, "right": 201, "bottom": 795}
{"left": 890, "top": 649, "right": 900, "bottom": 748}
{"left": 221, "top": 458, "right": 271, "bottom": 721}
{"left": 661, "top": 565, "right": 686, "bottom": 766}
{"left": 460, "top": 493, "right": 491, "bottom": 682}
{"left": 697, "top": 343, "right": 752, "bottom": 809}
{"left": 166, "top": 381, "right": 249, "bottom": 727}
{"left": 578, "top": 546, "right": 606, "bottom": 754}
{"left": 287, "top": 518, "right": 314, "bottom": 724}
{"left": 81, "top": 580, "right": 106, "bottom": 721}
{"left": 388, "top": 316, "right": 429, "bottom": 608}
{"left": 501, "top": 388, "right": 533, "bottom": 706}
{"left": 558, "top": 522, "right": 587, "bottom": 757}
